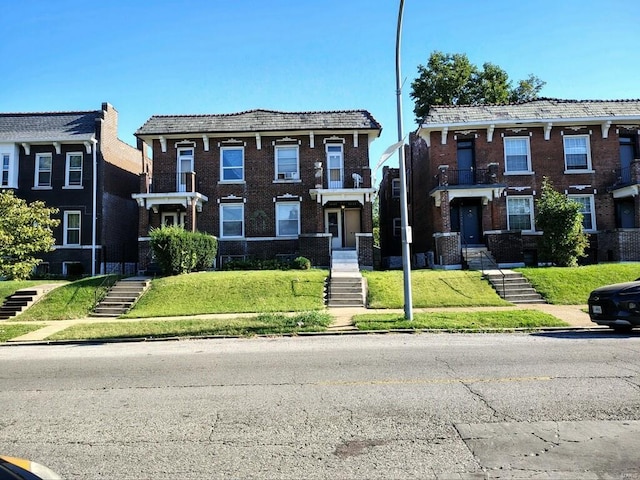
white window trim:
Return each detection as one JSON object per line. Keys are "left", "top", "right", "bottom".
{"left": 274, "top": 145, "right": 300, "bottom": 181}
{"left": 563, "top": 134, "right": 593, "bottom": 173}
{"left": 177, "top": 147, "right": 194, "bottom": 191}
{"left": 506, "top": 195, "right": 535, "bottom": 232}
{"left": 34, "top": 153, "right": 53, "bottom": 188}
{"left": 276, "top": 202, "right": 300, "bottom": 237}
{"left": 63, "top": 210, "right": 81, "bottom": 246}
{"left": 220, "top": 146, "right": 245, "bottom": 183}
{"left": 393, "top": 217, "right": 401, "bottom": 237}
{"left": 326, "top": 144, "right": 344, "bottom": 187}
{"left": 568, "top": 194, "right": 596, "bottom": 232}
{"left": 220, "top": 203, "right": 244, "bottom": 239}
{"left": 503, "top": 136, "right": 533, "bottom": 174}
{"left": 391, "top": 178, "right": 401, "bottom": 198}
{"left": 64, "top": 152, "right": 83, "bottom": 188}
{"left": 161, "top": 212, "right": 186, "bottom": 227}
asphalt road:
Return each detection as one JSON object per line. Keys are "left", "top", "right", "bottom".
{"left": 1, "top": 331, "right": 640, "bottom": 479}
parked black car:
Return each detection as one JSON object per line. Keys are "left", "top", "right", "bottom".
{"left": 588, "top": 280, "right": 640, "bottom": 331}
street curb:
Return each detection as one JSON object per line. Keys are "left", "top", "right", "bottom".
{"left": 0, "top": 325, "right": 610, "bottom": 347}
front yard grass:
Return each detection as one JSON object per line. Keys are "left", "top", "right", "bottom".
{"left": 0, "top": 324, "right": 44, "bottom": 342}
{"left": 354, "top": 310, "right": 568, "bottom": 331}
{"left": 363, "top": 270, "right": 509, "bottom": 308}
{"left": 124, "top": 270, "right": 327, "bottom": 318}
{"left": 516, "top": 263, "right": 640, "bottom": 304}
{"left": 47, "top": 311, "right": 332, "bottom": 340}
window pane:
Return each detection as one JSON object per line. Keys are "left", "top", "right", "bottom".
{"left": 223, "top": 149, "right": 243, "bottom": 167}
{"left": 69, "top": 154, "right": 82, "bottom": 168}
{"left": 39, "top": 156, "right": 51, "bottom": 170}
{"left": 67, "top": 213, "right": 80, "bottom": 228}
{"left": 571, "top": 196, "right": 593, "bottom": 230}
{"left": 277, "top": 147, "right": 298, "bottom": 175}
{"left": 277, "top": 204, "right": 299, "bottom": 236}
{"left": 222, "top": 206, "right": 243, "bottom": 237}
{"left": 565, "top": 137, "right": 588, "bottom": 169}
{"left": 507, "top": 198, "right": 532, "bottom": 231}
{"left": 505, "top": 138, "right": 529, "bottom": 171}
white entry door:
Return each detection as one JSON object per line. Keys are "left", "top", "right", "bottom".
{"left": 325, "top": 209, "right": 342, "bottom": 249}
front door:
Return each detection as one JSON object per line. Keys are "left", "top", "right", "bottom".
{"left": 452, "top": 201, "right": 481, "bottom": 245}
{"left": 616, "top": 199, "right": 635, "bottom": 228}
{"left": 325, "top": 209, "right": 342, "bottom": 249}
{"left": 344, "top": 209, "right": 360, "bottom": 248}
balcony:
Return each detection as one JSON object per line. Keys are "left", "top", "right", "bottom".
{"left": 429, "top": 164, "right": 506, "bottom": 207}
{"left": 309, "top": 166, "right": 376, "bottom": 206}
{"left": 132, "top": 172, "right": 208, "bottom": 213}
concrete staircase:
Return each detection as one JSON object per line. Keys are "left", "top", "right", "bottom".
{"left": 0, "top": 284, "right": 61, "bottom": 320}
{"left": 463, "top": 246, "right": 499, "bottom": 271}
{"left": 484, "top": 270, "right": 546, "bottom": 304}
{"left": 326, "top": 250, "right": 365, "bottom": 307}
{"left": 91, "top": 277, "right": 151, "bottom": 317}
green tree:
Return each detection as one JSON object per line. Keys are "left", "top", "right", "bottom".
{"left": 536, "top": 178, "right": 589, "bottom": 267}
{"left": 410, "top": 51, "right": 545, "bottom": 121}
{"left": 0, "top": 191, "right": 59, "bottom": 280}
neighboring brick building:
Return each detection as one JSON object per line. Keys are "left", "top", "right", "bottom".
{"left": 0, "top": 103, "right": 145, "bottom": 276}
{"left": 133, "top": 109, "right": 381, "bottom": 269}
{"left": 404, "top": 98, "right": 640, "bottom": 267}
{"left": 378, "top": 166, "right": 402, "bottom": 268}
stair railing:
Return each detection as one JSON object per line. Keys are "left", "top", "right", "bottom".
{"left": 478, "top": 250, "right": 506, "bottom": 297}
{"left": 93, "top": 270, "right": 121, "bottom": 309}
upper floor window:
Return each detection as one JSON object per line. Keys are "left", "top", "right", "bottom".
{"left": 326, "top": 144, "right": 343, "bottom": 189}
{"left": 504, "top": 137, "right": 531, "bottom": 173}
{"left": 393, "top": 217, "right": 401, "bottom": 237}
{"left": 220, "top": 203, "right": 244, "bottom": 238}
{"left": 506, "top": 196, "right": 534, "bottom": 232}
{"left": 276, "top": 202, "right": 300, "bottom": 237}
{"left": 392, "top": 178, "right": 401, "bottom": 198}
{"left": 65, "top": 152, "right": 83, "bottom": 187}
{"left": 569, "top": 194, "right": 596, "bottom": 231}
{"left": 275, "top": 146, "right": 299, "bottom": 180}
{"left": 63, "top": 211, "right": 81, "bottom": 245}
{"left": 563, "top": 135, "right": 592, "bottom": 172}
{"left": 1, "top": 154, "right": 10, "bottom": 187}
{"left": 177, "top": 147, "right": 194, "bottom": 192}
{"left": 35, "top": 153, "right": 52, "bottom": 188}
{"left": 221, "top": 147, "right": 244, "bottom": 182}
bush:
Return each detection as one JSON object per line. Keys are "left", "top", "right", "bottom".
{"left": 150, "top": 226, "right": 218, "bottom": 275}
{"left": 292, "top": 256, "right": 311, "bottom": 270}
{"left": 222, "top": 256, "right": 311, "bottom": 271}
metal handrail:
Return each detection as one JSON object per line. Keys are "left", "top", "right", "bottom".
{"left": 93, "top": 270, "right": 121, "bottom": 309}
{"left": 461, "top": 237, "right": 506, "bottom": 296}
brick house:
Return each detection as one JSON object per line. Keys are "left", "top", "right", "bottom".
{"left": 133, "top": 109, "right": 381, "bottom": 270}
{"left": 378, "top": 166, "right": 403, "bottom": 268}
{"left": 405, "top": 98, "right": 640, "bottom": 268}
{"left": 0, "top": 103, "right": 145, "bottom": 276}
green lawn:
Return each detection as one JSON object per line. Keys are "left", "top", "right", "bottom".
{"left": 47, "top": 311, "right": 332, "bottom": 340}
{"left": 0, "top": 280, "right": 66, "bottom": 302}
{"left": 516, "top": 263, "right": 640, "bottom": 304}
{"left": 0, "top": 324, "right": 43, "bottom": 342}
{"left": 363, "top": 270, "right": 509, "bottom": 308}
{"left": 354, "top": 310, "right": 568, "bottom": 330}
{"left": 124, "top": 270, "right": 328, "bottom": 318}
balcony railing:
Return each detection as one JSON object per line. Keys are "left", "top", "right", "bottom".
{"left": 140, "top": 172, "right": 198, "bottom": 194}
{"left": 433, "top": 167, "right": 500, "bottom": 189}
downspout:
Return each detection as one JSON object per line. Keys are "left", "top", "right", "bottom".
{"left": 91, "top": 137, "right": 98, "bottom": 276}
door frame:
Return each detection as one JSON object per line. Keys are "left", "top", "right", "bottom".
{"left": 325, "top": 208, "right": 343, "bottom": 249}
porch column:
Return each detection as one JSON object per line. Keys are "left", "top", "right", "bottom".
{"left": 440, "top": 190, "right": 451, "bottom": 233}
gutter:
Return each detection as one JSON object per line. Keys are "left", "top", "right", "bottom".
{"left": 91, "top": 137, "right": 98, "bottom": 276}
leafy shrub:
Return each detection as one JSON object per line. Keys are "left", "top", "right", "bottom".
{"left": 292, "top": 256, "right": 311, "bottom": 270}
{"left": 150, "top": 226, "right": 218, "bottom": 275}
{"left": 222, "top": 256, "right": 312, "bottom": 271}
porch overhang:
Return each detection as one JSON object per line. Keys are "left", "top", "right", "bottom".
{"left": 430, "top": 185, "right": 506, "bottom": 207}
{"left": 309, "top": 187, "right": 376, "bottom": 206}
{"left": 132, "top": 192, "right": 209, "bottom": 213}
{"left": 611, "top": 184, "right": 640, "bottom": 199}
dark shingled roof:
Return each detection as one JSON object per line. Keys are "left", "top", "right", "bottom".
{"left": 136, "top": 109, "right": 382, "bottom": 136}
{"left": 0, "top": 111, "right": 101, "bottom": 142}
{"left": 423, "top": 98, "right": 640, "bottom": 126}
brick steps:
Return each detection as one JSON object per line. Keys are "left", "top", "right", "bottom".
{"left": 326, "top": 250, "right": 366, "bottom": 307}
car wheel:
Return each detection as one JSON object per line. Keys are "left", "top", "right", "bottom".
{"left": 610, "top": 324, "right": 633, "bottom": 333}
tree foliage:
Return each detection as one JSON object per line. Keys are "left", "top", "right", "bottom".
{"left": 536, "top": 178, "right": 589, "bottom": 267}
{"left": 410, "top": 51, "right": 546, "bottom": 121}
{"left": 0, "top": 190, "right": 59, "bottom": 280}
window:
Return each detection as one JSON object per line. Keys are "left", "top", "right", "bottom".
{"left": 275, "top": 146, "right": 299, "bottom": 180}
{"left": 177, "top": 147, "right": 194, "bottom": 192}
{"left": 392, "top": 179, "right": 401, "bottom": 198}
{"left": 64, "top": 211, "right": 81, "bottom": 245}
{"left": 563, "top": 135, "right": 591, "bottom": 171}
{"left": 161, "top": 212, "right": 186, "bottom": 227}
{"left": 65, "top": 152, "right": 83, "bottom": 187}
{"left": 221, "top": 147, "right": 244, "bottom": 181}
{"left": 393, "top": 218, "right": 401, "bottom": 237}
{"left": 504, "top": 137, "right": 531, "bottom": 173}
{"left": 569, "top": 195, "right": 595, "bottom": 231}
{"left": 326, "top": 144, "right": 343, "bottom": 188}
{"left": 276, "top": 203, "right": 300, "bottom": 236}
{"left": 1, "top": 154, "right": 9, "bottom": 187}
{"left": 220, "top": 204, "right": 244, "bottom": 238}
{"left": 506, "top": 196, "right": 534, "bottom": 231}
{"left": 35, "top": 153, "right": 52, "bottom": 187}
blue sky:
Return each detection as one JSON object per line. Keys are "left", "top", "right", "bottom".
{"left": 1, "top": 0, "right": 638, "bottom": 182}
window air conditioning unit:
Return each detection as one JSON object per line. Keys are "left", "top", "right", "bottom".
{"left": 284, "top": 172, "right": 297, "bottom": 180}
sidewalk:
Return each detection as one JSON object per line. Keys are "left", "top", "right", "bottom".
{"left": 3, "top": 303, "right": 596, "bottom": 343}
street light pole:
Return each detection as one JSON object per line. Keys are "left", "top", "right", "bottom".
{"left": 396, "top": 0, "right": 413, "bottom": 320}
